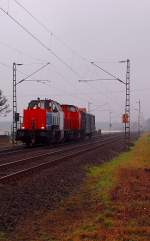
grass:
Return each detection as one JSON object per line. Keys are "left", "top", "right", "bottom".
{"left": 85, "top": 150, "right": 132, "bottom": 208}
{"left": 0, "top": 232, "right": 7, "bottom": 241}
{"left": 39, "top": 234, "right": 56, "bottom": 241}
{"left": 63, "top": 134, "right": 150, "bottom": 240}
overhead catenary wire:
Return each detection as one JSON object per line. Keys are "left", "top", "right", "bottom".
{"left": 0, "top": 59, "right": 110, "bottom": 105}
{"left": 0, "top": 61, "right": 44, "bottom": 76}
{"left": 15, "top": 0, "right": 119, "bottom": 101}
{"left": 13, "top": 0, "right": 51, "bottom": 33}
{"left": 0, "top": 2, "right": 130, "bottom": 115}
{"left": 79, "top": 78, "right": 119, "bottom": 82}
{"left": 24, "top": 80, "right": 51, "bottom": 83}
{"left": 13, "top": 0, "right": 89, "bottom": 64}
{"left": 0, "top": 6, "right": 82, "bottom": 78}
{"left": 1, "top": 3, "right": 126, "bottom": 90}
{"left": 43, "top": 81, "right": 100, "bottom": 103}
{"left": 0, "top": 7, "right": 51, "bottom": 51}
{"left": 91, "top": 62, "right": 126, "bottom": 84}
{"left": 0, "top": 40, "right": 48, "bottom": 63}
{"left": 0, "top": 60, "right": 27, "bottom": 75}
{"left": 0, "top": 40, "right": 81, "bottom": 83}
{"left": 48, "top": 61, "right": 121, "bottom": 104}
{"left": 0, "top": 40, "right": 70, "bottom": 80}
{"left": 15, "top": 0, "right": 118, "bottom": 91}
{"left": 17, "top": 62, "right": 50, "bottom": 85}
{"left": 0, "top": 61, "right": 11, "bottom": 69}
{"left": 13, "top": 0, "right": 127, "bottom": 84}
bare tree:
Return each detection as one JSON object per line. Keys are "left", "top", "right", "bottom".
{"left": 0, "top": 90, "right": 11, "bottom": 116}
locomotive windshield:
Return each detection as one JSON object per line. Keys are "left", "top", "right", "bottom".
{"left": 28, "top": 100, "right": 45, "bottom": 109}
{"left": 28, "top": 99, "right": 61, "bottom": 112}
{"left": 68, "top": 105, "right": 77, "bottom": 112}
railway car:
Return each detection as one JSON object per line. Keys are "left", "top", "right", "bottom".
{"left": 16, "top": 98, "right": 96, "bottom": 145}
{"left": 79, "top": 109, "right": 95, "bottom": 138}
{"left": 61, "top": 104, "right": 95, "bottom": 140}
{"left": 16, "top": 98, "right": 64, "bottom": 145}
{"left": 85, "top": 112, "right": 95, "bottom": 137}
{"left": 61, "top": 104, "right": 81, "bottom": 140}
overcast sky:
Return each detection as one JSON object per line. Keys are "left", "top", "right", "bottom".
{"left": 0, "top": 0, "right": 150, "bottom": 123}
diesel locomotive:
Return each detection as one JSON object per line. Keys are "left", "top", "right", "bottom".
{"left": 16, "top": 98, "right": 95, "bottom": 145}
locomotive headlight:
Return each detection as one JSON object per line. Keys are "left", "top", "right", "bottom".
{"left": 22, "top": 126, "right": 25, "bottom": 129}
{"left": 41, "top": 126, "right": 45, "bottom": 129}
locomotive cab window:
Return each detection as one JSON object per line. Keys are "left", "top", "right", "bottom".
{"left": 39, "top": 101, "right": 45, "bottom": 109}
{"left": 52, "top": 103, "right": 58, "bottom": 112}
{"left": 29, "top": 100, "right": 49, "bottom": 109}
{"left": 28, "top": 101, "right": 39, "bottom": 109}
{"left": 45, "top": 101, "right": 52, "bottom": 111}
{"left": 68, "top": 106, "right": 76, "bottom": 112}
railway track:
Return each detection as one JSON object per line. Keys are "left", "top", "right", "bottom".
{"left": 0, "top": 133, "right": 118, "bottom": 160}
{"left": 0, "top": 133, "right": 114, "bottom": 155}
{"left": 0, "top": 137, "right": 94, "bottom": 157}
{"left": 0, "top": 134, "right": 121, "bottom": 165}
{"left": 0, "top": 145, "right": 24, "bottom": 155}
{"left": 0, "top": 134, "right": 124, "bottom": 184}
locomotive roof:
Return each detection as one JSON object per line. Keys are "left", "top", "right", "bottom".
{"left": 29, "top": 99, "right": 61, "bottom": 105}
{"left": 61, "top": 104, "right": 78, "bottom": 108}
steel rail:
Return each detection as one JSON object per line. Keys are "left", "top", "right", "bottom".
{"left": 0, "top": 136, "right": 97, "bottom": 159}
{"left": 0, "top": 135, "right": 124, "bottom": 183}
{"left": 0, "top": 146, "right": 24, "bottom": 155}
{"left": 0, "top": 136, "right": 118, "bottom": 169}
{"left": 0, "top": 133, "right": 117, "bottom": 159}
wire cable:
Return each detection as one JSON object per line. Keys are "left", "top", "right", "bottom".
{"left": 91, "top": 62, "right": 126, "bottom": 84}
{"left": 79, "top": 78, "right": 119, "bottom": 82}
{"left": 0, "top": 61, "right": 11, "bottom": 69}
{"left": 13, "top": 0, "right": 89, "bottom": 64}
{"left": 13, "top": 0, "right": 52, "bottom": 33}
{"left": 0, "top": 61, "right": 26, "bottom": 75}
{"left": 17, "top": 62, "right": 50, "bottom": 85}
{"left": 0, "top": 7, "right": 51, "bottom": 51}
{"left": 0, "top": 2, "right": 128, "bottom": 111}
{"left": 2, "top": 2, "right": 124, "bottom": 83}
{"left": 0, "top": 6, "right": 82, "bottom": 78}
{"left": 0, "top": 40, "right": 47, "bottom": 63}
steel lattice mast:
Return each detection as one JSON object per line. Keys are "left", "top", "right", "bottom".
{"left": 12, "top": 62, "right": 50, "bottom": 144}
{"left": 125, "top": 59, "right": 131, "bottom": 146}
{"left": 79, "top": 59, "right": 131, "bottom": 148}
{"left": 12, "top": 62, "right": 17, "bottom": 144}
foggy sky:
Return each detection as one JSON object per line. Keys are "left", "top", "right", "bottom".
{"left": 0, "top": 0, "right": 150, "bottom": 123}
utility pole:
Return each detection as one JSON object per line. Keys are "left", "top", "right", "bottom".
{"left": 12, "top": 62, "right": 23, "bottom": 144}
{"left": 138, "top": 99, "right": 141, "bottom": 136}
{"left": 12, "top": 62, "right": 17, "bottom": 144}
{"left": 12, "top": 62, "right": 50, "bottom": 144}
{"left": 79, "top": 60, "right": 131, "bottom": 147}
{"left": 120, "top": 59, "right": 131, "bottom": 148}
{"left": 125, "top": 59, "right": 130, "bottom": 147}
{"left": 109, "top": 111, "right": 112, "bottom": 133}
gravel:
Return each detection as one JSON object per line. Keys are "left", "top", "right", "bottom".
{"left": 0, "top": 139, "right": 125, "bottom": 231}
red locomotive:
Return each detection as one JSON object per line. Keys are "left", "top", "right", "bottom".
{"left": 16, "top": 98, "right": 95, "bottom": 145}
